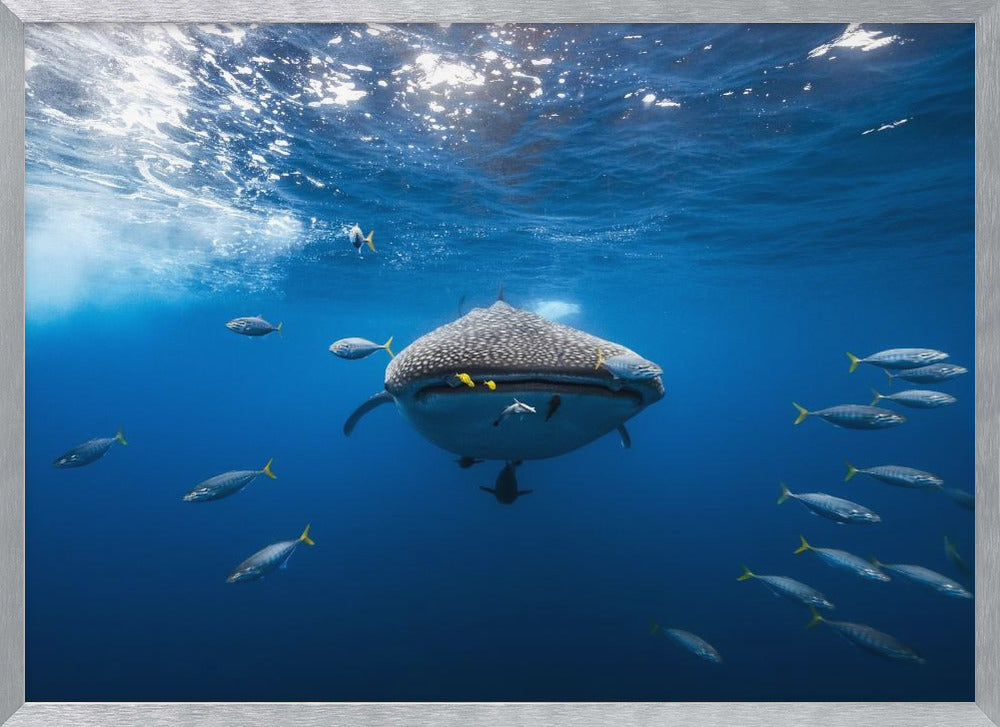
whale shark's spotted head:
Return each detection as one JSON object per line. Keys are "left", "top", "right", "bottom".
{"left": 353, "top": 300, "right": 664, "bottom": 461}
{"left": 386, "top": 300, "right": 663, "bottom": 404}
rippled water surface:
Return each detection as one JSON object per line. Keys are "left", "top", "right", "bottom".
{"left": 25, "top": 23, "right": 974, "bottom": 701}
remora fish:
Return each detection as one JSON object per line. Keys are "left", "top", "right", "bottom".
{"left": 545, "top": 394, "right": 562, "bottom": 422}
{"left": 844, "top": 460, "right": 942, "bottom": 489}
{"left": 737, "top": 565, "right": 835, "bottom": 609}
{"left": 870, "top": 388, "right": 955, "bottom": 409}
{"left": 53, "top": 428, "right": 127, "bottom": 468}
{"left": 807, "top": 608, "right": 925, "bottom": 664}
{"left": 777, "top": 483, "right": 881, "bottom": 524}
{"left": 227, "top": 524, "right": 315, "bottom": 583}
{"left": 650, "top": 621, "right": 722, "bottom": 664}
{"left": 493, "top": 399, "right": 537, "bottom": 427}
{"left": 792, "top": 403, "right": 904, "bottom": 430}
{"left": 329, "top": 336, "right": 394, "bottom": 359}
{"left": 479, "top": 461, "right": 531, "bottom": 504}
{"left": 183, "top": 459, "right": 277, "bottom": 502}
{"left": 846, "top": 348, "right": 948, "bottom": 373}
{"left": 226, "top": 315, "right": 282, "bottom": 337}
{"left": 887, "top": 363, "right": 967, "bottom": 385}
{"left": 872, "top": 558, "right": 972, "bottom": 599}
{"left": 794, "top": 535, "right": 890, "bottom": 582}
{"left": 343, "top": 299, "right": 664, "bottom": 476}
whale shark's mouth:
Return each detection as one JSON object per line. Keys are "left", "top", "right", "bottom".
{"left": 413, "top": 377, "right": 646, "bottom": 406}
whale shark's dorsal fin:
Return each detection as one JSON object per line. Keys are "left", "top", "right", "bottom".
{"left": 344, "top": 391, "right": 394, "bottom": 436}
{"left": 497, "top": 283, "right": 505, "bottom": 302}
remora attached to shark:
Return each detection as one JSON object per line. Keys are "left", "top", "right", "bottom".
{"left": 344, "top": 299, "right": 664, "bottom": 467}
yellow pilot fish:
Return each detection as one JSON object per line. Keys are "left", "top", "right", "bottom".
{"left": 455, "top": 372, "right": 475, "bottom": 388}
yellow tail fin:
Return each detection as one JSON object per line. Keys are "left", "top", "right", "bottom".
{"left": 737, "top": 564, "right": 755, "bottom": 582}
{"left": 649, "top": 620, "right": 661, "bottom": 636}
{"left": 792, "top": 403, "right": 809, "bottom": 425}
{"left": 777, "top": 482, "right": 792, "bottom": 505}
{"left": 276, "top": 321, "right": 283, "bottom": 338}
{"left": 365, "top": 230, "right": 375, "bottom": 251}
{"left": 115, "top": 428, "right": 127, "bottom": 446}
{"left": 844, "top": 460, "right": 858, "bottom": 482}
{"left": 262, "top": 458, "right": 277, "bottom": 480}
{"left": 594, "top": 347, "right": 605, "bottom": 371}
{"left": 299, "top": 523, "right": 315, "bottom": 545}
{"left": 383, "top": 336, "right": 394, "bottom": 357}
{"left": 806, "top": 607, "right": 824, "bottom": 629}
{"left": 869, "top": 388, "right": 883, "bottom": 406}
{"left": 794, "top": 535, "right": 811, "bottom": 555}
{"left": 944, "top": 535, "right": 956, "bottom": 555}
{"left": 846, "top": 352, "right": 861, "bottom": 373}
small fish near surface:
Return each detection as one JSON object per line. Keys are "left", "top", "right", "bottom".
{"left": 650, "top": 621, "right": 723, "bottom": 664}
{"left": 844, "top": 460, "right": 942, "bottom": 489}
{"left": 737, "top": 565, "right": 835, "bottom": 610}
{"left": 227, "top": 524, "right": 315, "bottom": 583}
{"left": 226, "top": 315, "right": 282, "bottom": 338}
{"left": 794, "top": 535, "right": 890, "bottom": 582}
{"left": 777, "top": 483, "right": 881, "bottom": 524}
{"left": 329, "top": 336, "right": 394, "bottom": 360}
{"left": 53, "top": 428, "right": 127, "bottom": 468}
{"left": 871, "top": 558, "right": 972, "bottom": 599}
{"left": 806, "top": 608, "right": 926, "bottom": 664}
{"left": 870, "top": 388, "right": 955, "bottom": 409}
{"left": 793, "top": 403, "right": 904, "bottom": 430}
{"left": 493, "top": 399, "right": 537, "bottom": 427}
{"left": 479, "top": 461, "right": 531, "bottom": 504}
{"left": 886, "top": 363, "right": 967, "bottom": 386}
{"left": 183, "top": 459, "right": 277, "bottom": 502}
{"left": 348, "top": 224, "right": 375, "bottom": 253}
{"left": 941, "top": 486, "right": 974, "bottom": 511}
{"left": 944, "top": 536, "right": 972, "bottom": 577}
{"left": 846, "top": 348, "right": 948, "bottom": 373}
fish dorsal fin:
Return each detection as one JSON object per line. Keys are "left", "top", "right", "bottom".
{"left": 497, "top": 283, "right": 505, "bottom": 302}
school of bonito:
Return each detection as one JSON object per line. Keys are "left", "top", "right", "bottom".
{"left": 651, "top": 347, "right": 973, "bottom": 665}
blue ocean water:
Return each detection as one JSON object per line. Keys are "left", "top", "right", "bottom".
{"left": 24, "top": 23, "right": 974, "bottom": 701}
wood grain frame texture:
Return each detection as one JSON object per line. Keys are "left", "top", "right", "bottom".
{"left": 0, "top": 3, "right": 995, "bottom": 725}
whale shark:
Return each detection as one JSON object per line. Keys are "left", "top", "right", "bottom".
{"left": 344, "top": 298, "right": 663, "bottom": 467}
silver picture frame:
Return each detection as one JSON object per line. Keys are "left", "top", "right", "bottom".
{"left": 1, "top": 3, "right": 996, "bottom": 725}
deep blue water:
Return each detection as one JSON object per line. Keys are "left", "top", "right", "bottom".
{"left": 24, "top": 23, "right": 974, "bottom": 701}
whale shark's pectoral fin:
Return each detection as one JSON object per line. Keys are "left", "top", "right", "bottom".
{"left": 517, "top": 489, "right": 533, "bottom": 497}
{"left": 479, "top": 486, "right": 497, "bottom": 494}
{"left": 344, "top": 391, "right": 395, "bottom": 436}
{"left": 617, "top": 423, "right": 632, "bottom": 449}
